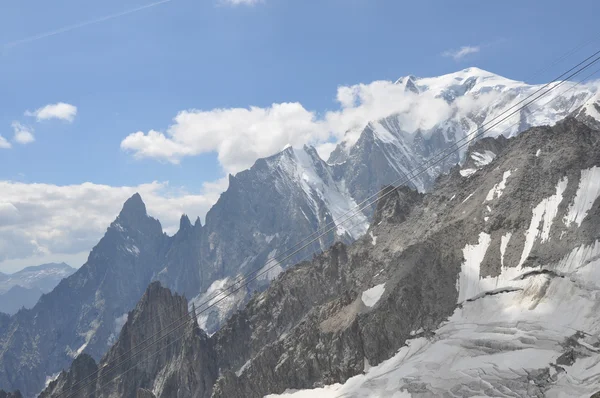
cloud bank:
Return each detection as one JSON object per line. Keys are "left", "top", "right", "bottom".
{"left": 0, "top": 179, "right": 227, "bottom": 273}
{"left": 121, "top": 80, "right": 453, "bottom": 174}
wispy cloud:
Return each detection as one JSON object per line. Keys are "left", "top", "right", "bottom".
{"left": 220, "top": 0, "right": 264, "bottom": 6}
{"left": 25, "top": 102, "right": 78, "bottom": 123}
{"left": 3, "top": 0, "right": 171, "bottom": 49}
{"left": 442, "top": 45, "right": 481, "bottom": 61}
{"left": 11, "top": 122, "right": 35, "bottom": 145}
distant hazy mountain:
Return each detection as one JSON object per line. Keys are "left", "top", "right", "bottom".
{"left": 0, "top": 263, "right": 74, "bottom": 315}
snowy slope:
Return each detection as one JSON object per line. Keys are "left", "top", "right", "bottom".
{"left": 271, "top": 146, "right": 369, "bottom": 239}
{"left": 269, "top": 241, "right": 600, "bottom": 398}
{"left": 267, "top": 121, "right": 600, "bottom": 398}
{"left": 331, "top": 68, "right": 599, "bottom": 198}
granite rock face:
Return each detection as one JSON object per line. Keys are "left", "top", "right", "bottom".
{"left": 40, "top": 282, "right": 217, "bottom": 398}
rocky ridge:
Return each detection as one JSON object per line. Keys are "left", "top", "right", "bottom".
{"left": 43, "top": 118, "right": 600, "bottom": 397}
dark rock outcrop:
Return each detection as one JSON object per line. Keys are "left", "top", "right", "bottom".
{"left": 41, "top": 282, "right": 217, "bottom": 398}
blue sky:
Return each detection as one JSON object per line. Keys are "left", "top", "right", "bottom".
{"left": 2, "top": 0, "right": 599, "bottom": 188}
{"left": 1, "top": 0, "right": 600, "bottom": 271}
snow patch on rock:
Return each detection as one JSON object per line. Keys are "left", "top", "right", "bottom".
{"left": 470, "top": 150, "right": 496, "bottom": 167}
{"left": 518, "top": 177, "right": 568, "bottom": 267}
{"left": 361, "top": 283, "right": 385, "bottom": 308}
{"left": 460, "top": 168, "right": 477, "bottom": 177}
{"left": 564, "top": 166, "right": 600, "bottom": 227}
{"left": 486, "top": 170, "right": 512, "bottom": 201}
{"left": 369, "top": 231, "right": 377, "bottom": 246}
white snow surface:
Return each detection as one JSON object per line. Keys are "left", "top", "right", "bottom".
{"left": 190, "top": 277, "right": 246, "bottom": 334}
{"left": 125, "top": 244, "right": 140, "bottom": 256}
{"left": 114, "top": 313, "right": 128, "bottom": 334}
{"left": 456, "top": 232, "right": 492, "bottom": 303}
{"left": 577, "top": 93, "right": 600, "bottom": 121}
{"left": 273, "top": 147, "right": 369, "bottom": 239}
{"left": 518, "top": 177, "right": 568, "bottom": 267}
{"left": 564, "top": 166, "right": 600, "bottom": 227}
{"left": 500, "top": 232, "right": 512, "bottom": 267}
{"left": 485, "top": 170, "right": 512, "bottom": 201}
{"left": 461, "top": 192, "right": 474, "bottom": 204}
{"left": 459, "top": 168, "right": 476, "bottom": 177}
{"left": 44, "top": 373, "right": 60, "bottom": 389}
{"left": 361, "top": 283, "right": 385, "bottom": 308}
{"left": 257, "top": 249, "right": 284, "bottom": 281}
{"left": 369, "top": 231, "right": 377, "bottom": 245}
{"left": 67, "top": 318, "right": 101, "bottom": 359}
{"left": 268, "top": 238, "right": 600, "bottom": 398}
{"left": 338, "top": 67, "right": 599, "bottom": 153}
{"left": 470, "top": 150, "right": 496, "bottom": 167}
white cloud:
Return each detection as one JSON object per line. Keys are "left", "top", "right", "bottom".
{"left": 442, "top": 45, "right": 480, "bottom": 61}
{"left": 0, "top": 178, "right": 228, "bottom": 273}
{"left": 220, "top": 0, "right": 263, "bottom": 5}
{"left": 121, "top": 80, "right": 455, "bottom": 173}
{"left": 11, "top": 121, "right": 35, "bottom": 144}
{"left": 25, "top": 102, "right": 78, "bottom": 122}
{"left": 0, "top": 135, "right": 11, "bottom": 149}
{"left": 121, "top": 103, "right": 329, "bottom": 174}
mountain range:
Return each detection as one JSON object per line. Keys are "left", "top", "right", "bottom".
{"left": 1, "top": 68, "right": 600, "bottom": 396}
{"left": 41, "top": 117, "right": 600, "bottom": 397}
{"left": 0, "top": 263, "right": 75, "bottom": 315}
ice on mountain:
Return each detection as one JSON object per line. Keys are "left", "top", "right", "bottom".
{"left": 114, "top": 313, "right": 128, "bottom": 334}
{"left": 519, "top": 177, "right": 568, "bottom": 267}
{"left": 564, "top": 166, "right": 600, "bottom": 227}
{"left": 486, "top": 170, "right": 512, "bottom": 201}
{"left": 460, "top": 168, "right": 477, "bottom": 177}
{"left": 44, "top": 373, "right": 60, "bottom": 389}
{"left": 68, "top": 319, "right": 101, "bottom": 358}
{"left": 265, "top": 233, "right": 278, "bottom": 244}
{"left": 288, "top": 147, "right": 369, "bottom": 239}
{"left": 461, "top": 192, "right": 475, "bottom": 204}
{"left": 500, "top": 232, "right": 512, "bottom": 267}
{"left": 257, "top": 250, "right": 284, "bottom": 281}
{"left": 470, "top": 150, "right": 496, "bottom": 167}
{"left": 125, "top": 244, "right": 140, "bottom": 256}
{"left": 235, "top": 358, "right": 252, "bottom": 377}
{"left": 271, "top": 249, "right": 600, "bottom": 397}
{"left": 457, "top": 232, "right": 492, "bottom": 303}
{"left": 190, "top": 277, "right": 246, "bottom": 334}
{"left": 369, "top": 231, "right": 377, "bottom": 245}
{"left": 361, "top": 283, "right": 385, "bottom": 308}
